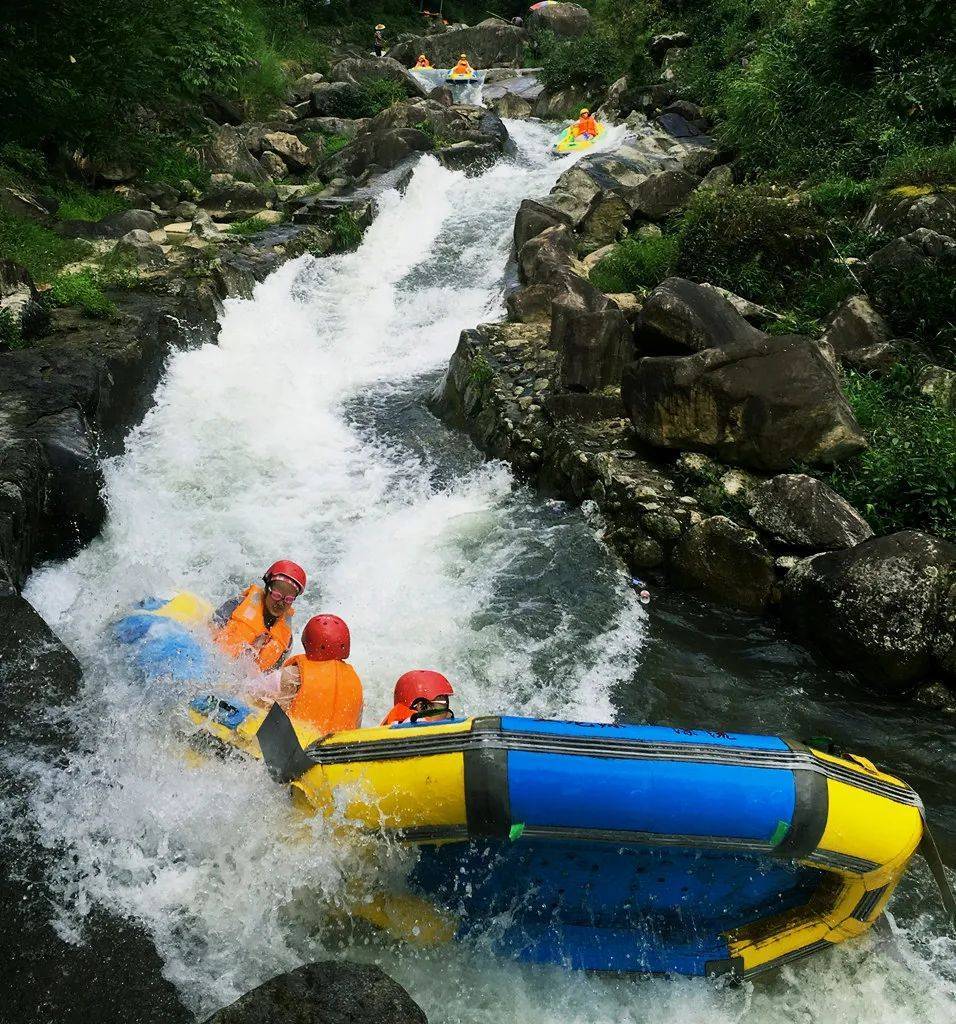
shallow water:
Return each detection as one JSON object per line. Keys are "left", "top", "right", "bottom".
{"left": 18, "top": 119, "right": 956, "bottom": 1019}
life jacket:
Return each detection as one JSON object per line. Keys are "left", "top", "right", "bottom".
{"left": 213, "top": 584, "right": 293, "bottom": 672}
{"left": 286, "top": 655, "right": 363, "bottom": 732}
{"left": 574, "top": 115, "right": 598, "bottom": 138}
{"left": 452, "top": 60, "right": 473, "bottom": 75}
{"left": 382, "top": 703, "right": 414, "bottom": 726}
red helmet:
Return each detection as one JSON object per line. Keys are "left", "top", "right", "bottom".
{"left": 394, "top": 670, "right": 454, "bottom": 707}
{"left": 264, "top": 560, "right": 306, "bottom": 593}
{"left": 302, "top": 615, "right": 350, "bottom": 660}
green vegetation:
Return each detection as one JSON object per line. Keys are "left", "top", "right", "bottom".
{"left": 227, "top": 215, "right": 274, "bottom": 235}
{"left": 321, "top": 135, "right": 351, "bottom": 158}
{"left": 469, "top": 351, "right": 494, "bottom": 386}
{"left": 590, "top": 234, "right": 678, "bottom": 293}
{"left": 328, "top": 211, "right": 362, "bottom": 252}
{"left": 0, "top": 210, "right": 91, "bottom": 282}
{"left": 54, "top": 186, "right": 129, "bottom": 223}
{"left": 827, "top": 363, "right": 956, "bottom": 541}
{"left": 49, "top": 269, "right": 115, "bottom": 317}
{"left": 0, "top": 307, "right": 24, "bottom": 350}
{"left": 866, "top": 259, "right": 956, "bottom": 365}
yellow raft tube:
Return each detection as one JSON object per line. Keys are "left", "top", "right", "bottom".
{"left": 186, "top": 697, "right": 926, "bottom": 978}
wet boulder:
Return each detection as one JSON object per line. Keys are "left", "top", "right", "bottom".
{"left": 780, "top": 531, "right": 956, "bottom": 691}
{"left": 518, "top": 223, "right": 577, "bottom": 285}
{"left": 528, "top": 1, "right": 591, "bottom": 37}
{"left": 636, "top": 277, "right": 766, "bottom": 355}
{"left": 514, "top": 197, "right": 574, "bottom": 250}
{"left": 672, "top": 516, "right": 775, "bottom": 612}
{"left": 203, "top": 961, "right": 427, "bottom": 1024}
{"left": 55, "top": 207, "right": 159, "bottom": 240}
{"left": 622, "top": 333, "right": 867, "bottom": 471}
{"left": 435, "top": 141, "right": 500, "bottom": 174}
{"left": 318, "top": 127, "right": 433, "bottom": 180}
{"left": 748, "top": 474, "right": 873, "bottom": 551}
{"left": 551, "top": 278, "right": 632, "bottom": 391}
{"left": 387, "top": 19, "right": 526, "bottom": 68}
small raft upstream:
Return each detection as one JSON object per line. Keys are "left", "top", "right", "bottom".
{"left": 115, "top": 596, "right": 925, "bottom": 978}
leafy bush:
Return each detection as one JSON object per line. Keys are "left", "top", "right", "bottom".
{"left": 589, "top": 235, "right": 679, "bottom": 293}
{"left": 827, "top": 363, "right": 956, "bottom": 540}
{"left": 539, "top": 30, "right": 627, "bottom": 96}
{"left": 0, "top": 211, "right": 91, "bottom": 282}
{"left": 675, "top": 186, "right": 829, "bottom": 306}
{"left": 322, "top": 134, "right": 351, "bottom": 158}
{"left": 674, "top": 0, "right": 955, "bottom": 179}
{"left": 49, "top": 270, "right": 115, "bottom": 317}
{"left": 141, "top": 144, "right": 209, "bottom": 190}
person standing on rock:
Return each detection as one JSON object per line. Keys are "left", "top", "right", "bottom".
{"left": 212, "top": 559, "right": 306, "bottom": 672}
{"left": 373, "top": 24, "right": 385, "bottom": 58}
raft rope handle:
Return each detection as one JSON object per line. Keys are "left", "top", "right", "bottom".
{"left": 918, "top": 807, "right": 956, "bottom": 928}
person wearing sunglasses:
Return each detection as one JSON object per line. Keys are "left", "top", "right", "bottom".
{"left": 382, "top": 670, "right": 456, "bottom": 726}
{"left": 212, "top": 559, "right": 306, "bottom": 672}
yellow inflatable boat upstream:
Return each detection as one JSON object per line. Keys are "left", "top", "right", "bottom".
{"left": 183, "top": 696, "right": 931, "bottom": 978}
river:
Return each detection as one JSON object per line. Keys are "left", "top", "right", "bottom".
{"left": 20, "top": 118, "right": 956, "bottom": 1022}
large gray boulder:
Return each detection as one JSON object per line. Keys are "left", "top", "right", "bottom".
{"left": 748, "top": 474, "right": 873, "bottom": 551}
{"left": 201, "top": 124, "right": 270, "bottom": 182}
{"left": 115, "top": 229, "right": 166, "bottom": 269}
{"left": 261, "top": 131, "right": 314, "bottom": 171}
{"left": 203, "top": 961, "right": 426, "bottom": 1024}
{"left": 780, "top": 531, "right": 956, "bottom": 690}
{"left": 55, "top": 207, "right": 159, "bottom": 240}
{"left": 329, "top": 56, "right": 429, "bottom": 99}
{"left": 518, "top": 223, "right": 577, "bottom": 285}
{"left": 387, "top": 19, "right": 526, "bottom": 68}
{"left": 528, "top": 1, "right": 591, "bottom": 37}
{"left": 514, "top": 197, "right": 574, "bottom": 250}
{"left": 863, "top": 189, "right": 956, "bottom": 237}
{"left": 636, "top": 277, "right": 766, "bottom": 354}
{"left": 673, "top": 516, "right": 775, "bottom": 612}
{"left": 821, "top": 294, "right": 893, "bottom": 365}
{"left": 551, "top": 280, "right": 632, "bottom": 391}
{"left": 622, "top": 333, "right": 867, "bottom": 471}
{"left": 318, "top": 127, "right": 434, "bottom": 179}
{"left": 199, "top": 180, "right": 275, "bottom": 222}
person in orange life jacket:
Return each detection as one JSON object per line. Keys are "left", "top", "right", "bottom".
{"left": 572, "top": 108, "right": 598, "bottom": 139}
{"left": 270, "top": 614, "right": 364, "bottom": 732}
{"left": 382, "top": 670, "right": 454, "bottom": 726}
{"left": 451, "top": 54, "right": 474, "bottom": 77}
{"left": 212, "top": 560, "right": 306, "bottom": 672}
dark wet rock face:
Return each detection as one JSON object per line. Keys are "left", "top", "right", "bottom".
{"left": 781, "top": 531, "right": 956, "bottom": 690}
{"left": 204, "top": 961, "right": 427, "bottom": 1024}
{"left": 622, "top": 333, "right": 866, "bottom": 471}
{"left": 673, "top": 515, "right": 775, "bottom": 612}
{"left": 551, "top": 283, "right": 632, "bottom": 391}
{"left": 387, "top": 19, "right": 526, "bottom": 68}
{"left": 749, "top": 474, "right": 873, "bottom": 551}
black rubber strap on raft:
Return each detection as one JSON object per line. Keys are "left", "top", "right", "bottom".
{"left": 772, "top": 740, "right": 829, "bottom": 861}
{"left": 256, "top": 703, "right": 314, "bottom": 784}
{"left": 463, "top": 716, "right": 511, "bottom": 837}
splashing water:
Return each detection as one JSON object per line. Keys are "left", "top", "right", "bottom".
{"left": 18, "top": 120, "right": 956, "bottom": 1020}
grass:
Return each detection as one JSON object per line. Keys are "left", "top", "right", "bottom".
{"left": 227, "top": 216, "right": 271, "bottom": 235}
{"left": 0, "top": 308, "right": 25, "bottom": 350}
{"left": 322, "top": 134, "right": 351, "bottom": 158}
{"left": 53, "top": 185, "right": 129, "bottom": 223}
{"left": 590, "top": 235, "right": 679, "bottom": 293}
{"left": 49, "top": 269, "right": 116, "bottom": 317}
{"left": 826, "top": 362, "right": 956, "bottom": 541}
{"left": 328, "top": 210, "right": 362, "bottom": 252}
{"left": 879, "top": 144, "right": 956, "bottom": 189}
{"left": 0, "top": 210, "right": 91, "bottom": 283}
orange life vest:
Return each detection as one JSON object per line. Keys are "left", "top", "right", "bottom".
{"left": 213, "top": 584, "right": 293, "bottom": 672}
{"left": 452, "top": 60, "right": 473, "bottom": 75}
{"left": 382, "top": 703, "right": 414, "bottom": 726}
{"left": 574, "top": 115, "right": 598, "bottom": 138}
{"left": 286, "top": 655, "right": 363, "bottom": 732}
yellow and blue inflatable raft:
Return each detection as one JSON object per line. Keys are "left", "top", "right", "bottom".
{"left": 553, "top": 122, "right": 606, "bottom": 155}
{"left": 186, "top": 695, "right": 924, "bottom": 979}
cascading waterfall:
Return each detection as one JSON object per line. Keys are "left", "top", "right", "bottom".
{"left": 17, "top": 118, "right": 955, "bottom": 1021}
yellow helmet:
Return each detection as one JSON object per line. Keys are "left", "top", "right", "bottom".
{"left": 460, "top": 53, "right": 468, "bottom": 59}
{"left": 418, "top": 54, "right": 427, "bottom": 60}
{"left": 375, "top": 23, "right": 385, "bottom": 29}
{"left": 580, "top": 108, "right": 589, "bottom": 115}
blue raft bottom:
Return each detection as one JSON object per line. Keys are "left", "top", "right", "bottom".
{"left": 410, "top": 839, "right": 820, "bottom": 975}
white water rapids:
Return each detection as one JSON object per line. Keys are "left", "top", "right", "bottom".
{"left": 19, "top": 118, "right": 955, "bottom": 1021}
